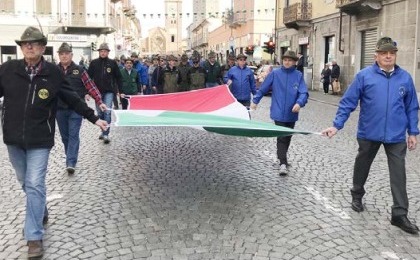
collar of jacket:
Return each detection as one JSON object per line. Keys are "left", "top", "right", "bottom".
{"left": 373, "top": 62, "right": 400, "bottom": 76}
{"left": 281, "top": 66, "right": 296, "bottom": 72}
{"left": 17, "top": 57, "right": 49, "bottom": 78}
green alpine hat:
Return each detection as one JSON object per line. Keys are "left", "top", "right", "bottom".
{"left": 15, "top": 26, "right": 47, "bottom": 46}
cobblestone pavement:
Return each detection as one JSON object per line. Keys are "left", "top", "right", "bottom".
{"left": 0, "top": 90, "right": 419, "bottom": 260}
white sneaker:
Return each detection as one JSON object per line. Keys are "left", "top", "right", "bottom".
{"left": 279, "top": 164, "right": 288, "bottom": 176}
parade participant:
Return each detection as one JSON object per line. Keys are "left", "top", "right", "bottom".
{"left": 87, "top": 43, "right": 123, "bottom": 144}
{"left": 0, "top": 26, "right": 108, "bottom": 258}
{"left": 250, "top": 50, "right": 308, "bottom": 176}
{"left": 131, "top": 52, "right": 148, "bottom": 94}
{"left": 225, "top": 53, "right": 257, "bottom": 108}
{"left": 177, "top": 54, "right": 191, "bottom": 92}
{"left": 56, "top": 42, "right": 107, "bottom": 174}
{"left": 188, "top": 55, "right": 206, "bottom": 90}
{"left": 221, "top": 54, "right": 236, "bottom": 83}
{"left": 120, "top": 57, "right": 141, "bottom": 109}
{"left": 203, "top": 51, "right": 222, "bottom": 87}
{"left": 152, "top": 56, "right": 167, "bottom": 94}
{"left": 322, "top": 37, "right": 419, "bottom": 234}
{"left": 161, "top": 55, "right": 179, "bottom": 93}
{"left": 148, "top": 55, "right": 159, "bottom": 93}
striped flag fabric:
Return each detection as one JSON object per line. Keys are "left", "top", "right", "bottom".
{"left": 113, "top": 85, "right": 314, "bottom": 137}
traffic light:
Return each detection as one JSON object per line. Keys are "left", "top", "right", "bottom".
{"left": 91, "top": 42, "right": 96, "bottom": 51}
{"left": 263, "top": 41, "right": 275, "bottom": 54}
{"left": 245, "top": 45, "right": 254, "bottom": 55}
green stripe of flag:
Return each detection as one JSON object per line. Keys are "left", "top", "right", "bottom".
{"left": 115, "top": 111, "right": 314, "bottom": 137}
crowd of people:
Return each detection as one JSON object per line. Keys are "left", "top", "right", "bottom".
{"left": 0, "top": 25, "right": 418, "bottom": 259}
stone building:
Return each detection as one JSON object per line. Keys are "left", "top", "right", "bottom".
{"left": 275, "top": 0, "right": 420, "bottom": 92}
{"left": 0, "top": 0, "right": 141, "bottom": 63}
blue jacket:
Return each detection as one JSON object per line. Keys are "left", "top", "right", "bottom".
{"left": 253, "top": 66, "right": 308, "bottom": 122}
{"left": 226, "top": 65, "right": 256, "bottom": 101}
{"left": 134, "top": 61, "right": 148, "bottom": 86}
{"left": 333, "top": 62, "right": 419, "bottom": 143}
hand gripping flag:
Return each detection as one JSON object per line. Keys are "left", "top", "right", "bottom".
{"left": 113, "top": 85, "right": 314, "bottom": 137}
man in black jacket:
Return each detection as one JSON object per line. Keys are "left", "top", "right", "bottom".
{"left": 0, "top": 26, "right": 108, "bottom": 258}
{"left": 88, "top": 43, "right": 123, "bottom": 143}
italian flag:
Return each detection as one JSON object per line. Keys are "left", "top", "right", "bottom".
{"left": 113, "top": 85, "right": 314, "bottom": 137}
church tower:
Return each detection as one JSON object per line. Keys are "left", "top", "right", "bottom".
{"left": 164, "top": 0, "right": 183, "bottom": 54}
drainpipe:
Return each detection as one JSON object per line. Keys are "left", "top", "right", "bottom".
{"left": 339, "top": 10, "right": 344, "bottom": 53}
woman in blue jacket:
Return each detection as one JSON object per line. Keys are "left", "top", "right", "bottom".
{"left": 251, "top": 50, "right": 308, "bottom": 175}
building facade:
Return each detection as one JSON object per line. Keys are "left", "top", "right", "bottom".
{"left": 275, "top": 0, "right": 420, "bottom": 92}
{"left": 0, "top": 0, "right": 140, "bottom": 63}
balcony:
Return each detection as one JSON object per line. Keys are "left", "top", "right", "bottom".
{"left": 336, "top": 0, "right": 382, "bottom": 15}
{"left": 283, "top": 2, "right": 312, "bottom": 29}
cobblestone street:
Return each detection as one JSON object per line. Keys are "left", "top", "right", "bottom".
{"left": 0, "top": 90, "right": 419, "bottom": 260}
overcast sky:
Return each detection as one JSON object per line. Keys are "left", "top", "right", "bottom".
{"left": 133, "top": 0, "right": 231, "bottom": 38}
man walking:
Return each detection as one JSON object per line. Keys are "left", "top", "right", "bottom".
{"left": 88, "top": 43, "right": 123, "bottom": 144}
{"left": 56, "top": 42, "right": 107, "bottom": 174}
{"left": 251, "top": 50, "right": 308, "bottom": 176}
{"left": 0, "top": 26, "right": 108, "bottom": 258}
{"left": 225, "top": 53, "right": 257, "bottom": 108}
{"left": 322, "top": 37, "right": 419, "bottom": 234}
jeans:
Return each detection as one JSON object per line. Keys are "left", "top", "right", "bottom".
{"left": 56, "top": 109, "right": 83, "bottom": 168}
{"left": 274, "top": 121, "right": 296, "bottom": 165}
{"left": 97, "top": 92, "right": 113, "bottom": 136}
{"left": 7, "top": 145, "right": 50, "bottom": 241}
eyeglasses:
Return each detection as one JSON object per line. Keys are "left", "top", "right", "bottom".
{"left": 21, "top": 42, "right": 42, "bottom": 47}
{"left": 238, "top": 59, "right": 246, "bottom": 61}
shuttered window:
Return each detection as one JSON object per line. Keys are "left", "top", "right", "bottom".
{"left": 361, "top": 29, "right": 377, "bottom": 69}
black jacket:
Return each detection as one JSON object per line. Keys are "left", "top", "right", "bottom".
{"left": 87, "top": 57, "right": 123, "bottom": 94}
{"left": 331, "top": 64, "right": 340, "bottom": 79}
{"left": 0, "top": 58, "right": 99, "bottom": 149}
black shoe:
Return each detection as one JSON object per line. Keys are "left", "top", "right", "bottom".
{"left": 351, "top": 198, "right": 364, "bottom": 212}
{"left": 391, "top": 216, "right": 419, "bottom": 235}
{"left": 43, "top": 215, "right": 48, "bottom": 225}
{"left": 66, "top": 167, "right": 75, "bottom": 174}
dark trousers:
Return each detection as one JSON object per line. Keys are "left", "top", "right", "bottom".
{"left": 351, "top": 139, "right": 408, "bottom": 217}
{"left": 274, "top": 121, "right": 296, "bottom": 165}
{"left": 120, "top": 97, "right": 129, "bottom": 110}
{"left": 323, "top": 81, "right": 330, "bottom": 94}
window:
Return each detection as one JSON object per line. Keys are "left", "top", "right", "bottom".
{"left": 171, "top": 35, "right": 175, "bottom": 42}
{"left": 0, "top": 0, "right": 14, "bottom": 12}
{"left": 36, "top": 0, "right": 51, "bottom": 14}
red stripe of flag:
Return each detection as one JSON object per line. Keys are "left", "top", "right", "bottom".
{"left": 128, "top": 85, "right": 236, "bottom": 113}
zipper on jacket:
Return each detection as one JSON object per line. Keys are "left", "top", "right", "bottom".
{"left": 47, "top": 109, "right": 52, "bottom": 133}
{"left": 31, "top": 84, "right": 37, "bottom": 104}
{"left": 384, "top": 73, "right": 390, "bottom": 141}
{"left": 22, "top": 83, "right": 32, "bottom": 143}
{"left": 284, "top": 72, "right": 289, "bottom": 117}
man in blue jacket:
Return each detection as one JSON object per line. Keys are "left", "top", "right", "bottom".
{"left": 322, "top": 37, "right": 419, "bottom": 234}
{"left": 251, "top": 50, "right": 308, "bottom": 175}
{"left": 226, "top": 53, "right": 257, "bottom": 108}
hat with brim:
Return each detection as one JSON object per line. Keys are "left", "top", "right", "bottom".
{"left": 282, "top": 50, "right": 298, "bottom": 61}
{"left": 98, "top": 43, "right": 110, "bottom": 51}
{"left": 236, "top": 53, "right": 247, "bottom": 60}
{"left": 375, "top": 37, "right": 398, "bottom": 52}
{"left": 57, "top": 42, "right": 72, "bottom": 53}
{"left": 15, "top": 26, "right": 47, "bottom": 46}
